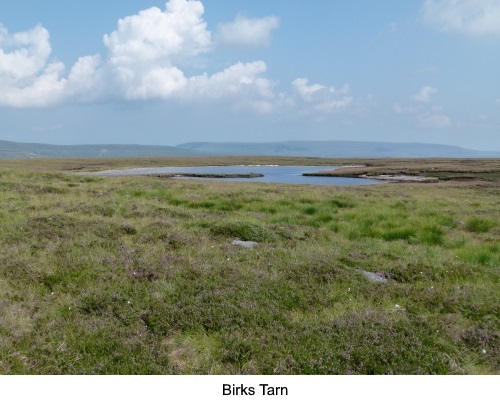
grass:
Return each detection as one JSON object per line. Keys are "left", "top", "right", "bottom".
{"left": 0, "top": 157, "right": 498, "bottom": 374}
{"left": 466, "top": 217, "right": 497, "bottom": 233}
{"left": 309, "top": 158, "right": 500, "bottom": 182}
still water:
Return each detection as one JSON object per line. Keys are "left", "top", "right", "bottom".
{"left": 94, "top": 165, "right": 382, "bottom": 185}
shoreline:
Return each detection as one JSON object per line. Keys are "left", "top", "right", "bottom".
{"left": 303, "top": 171, "right": 438, "bottom": 183}
{"left": 303, "top": 165, "right": 442, "bottom": 183}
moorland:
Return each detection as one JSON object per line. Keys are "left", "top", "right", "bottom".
{"left": 0, "top": 157, "right": 498, "bottom": 374}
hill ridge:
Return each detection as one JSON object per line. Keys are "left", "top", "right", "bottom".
{"left": 177, "top": 140, "right": 500, "bottom": 158}
{"left": 1, "top": 139, "right": 498, "bottom": 159}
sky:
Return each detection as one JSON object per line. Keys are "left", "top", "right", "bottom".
{"left": 0, "top": 0, "right": 499, "bottom": 150}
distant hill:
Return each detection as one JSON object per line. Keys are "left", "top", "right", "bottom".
{"left": 0, "top": 139, "right": 498, "bottom": 159}
{"left": 0, "top": 140, "right": 200, "bottom": 159}
{"left": 177, "top": 141, "right": 500, "bottom": 158}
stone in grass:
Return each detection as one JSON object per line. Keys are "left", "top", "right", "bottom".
{"left": 361, "top": 270, "right": 388, "bottom": 283}
{"left": 232, "top": 240, "right": 258, "bottom": 248}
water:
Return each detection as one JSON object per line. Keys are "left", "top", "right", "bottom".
{"left": 93, "top": 165, "right": 382, "bottom": 185}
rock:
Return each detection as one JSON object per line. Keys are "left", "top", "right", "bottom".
{"left": 232, "top": 240, "right": 258, "bottom": 248}
{"left": 361, "top": 270, "right": 388, "bottom": 283}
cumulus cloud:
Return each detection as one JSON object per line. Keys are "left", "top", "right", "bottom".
{"left": 66, "top": 55, "right": 103, "bottom": 98}
{"left": 292, "top": 78, "right": 352, "bottom": 113}
{"left": 216, "top": 16, "right": 280, "bottom": 47}
{"left": 422, "top": 0, "right": 500, "bottom": 36}
{"left": 0, "top": 0, "right": 351, "bottom": 117}
{"left": 100, "top": 1, "right": 280, "bottom": 107}
{"left": 0, "top": 63, "right": 63, "bottom": 108}
{"left": 101, "top": 1, "right": 274, "bottom": 104}
{"left": 187, "top": 61, "right": 272, "bottom": 99}
{"left": 412, "top": 86, "right": 437, "bottom": 102}
{"left": 0, "top": 22, "right": 102, "bottom": 107}
{"left": 0, "top": 24, "right": 51, "bottom": 82}
{"left": 0, "top": 0, "right": 278, "bottom": 109}
{"left": 0, "top": 24, "right": 64, "bottom": 107}
{"left": 293, "top": 78, "right": 326, "bottom": 102}
{"left": 102, "top": 0, "right": 211, "bottom": 100}
{"left": 104, "top": 0, "right": 211, "bottom": 67}
{"left": 418, "top": 112, "right": 452, "bottom": 129}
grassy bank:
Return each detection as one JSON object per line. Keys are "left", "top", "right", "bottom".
{"left": 0, "top": 158, "right": 498, "bottom": 374}
{"left": 314, "top": 158, "right": 500, "bottom": 182}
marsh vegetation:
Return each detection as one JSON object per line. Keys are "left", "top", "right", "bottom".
{"left": 0, "top": 157, "right": 498, "bottom": 374}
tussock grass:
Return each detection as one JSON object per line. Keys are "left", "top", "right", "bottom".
{"left": 0, "top": 159, "right": 498, "bottom": 374}
{"left": 466, "top": 217, "right": 497, "bottom": 233}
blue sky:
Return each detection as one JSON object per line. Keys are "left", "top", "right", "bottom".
{"left": 0, "top": 0, "right": 499, "bottom": 150}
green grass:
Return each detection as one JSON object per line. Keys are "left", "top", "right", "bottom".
{"left": 466, "top": 217, "right": 497, "bottom": 233}
{"left": 0, "top": 161, "right": 498, "bottom": 374}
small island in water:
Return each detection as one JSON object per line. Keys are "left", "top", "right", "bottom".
{"left": 149, "top": 172, "right": 264, "bottom": 179}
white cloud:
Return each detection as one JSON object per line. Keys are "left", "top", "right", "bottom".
{"left": 418, "top": 113, "right": 452, "bottom": 129}
{"left": 0, "top": 0, "right": 352, "bottom": 118}
{"left": 102, "top": 0, "right": 211, "bottom": 100}
{"left": 0, "top": 22, "right": 102, "bottom": 107}
{"left": 187, "top": 61, "right": 273, "bottom": 99}
{"left": 315, "top": 98, "right": 353, "bottom": 113}
{"left": 0, "top": 62, "right": 71, "bottom": 108}
{"left": 412, "top": 86, "right": 437, "bottom": 102}
{"left": 0, "top": 0, "right": 278, "bottom": 108}
{"left": 393, "top": 103, "right": 416, "bottom": 114}
{"left": 103, "top": 0, "right": 211, "bottom": 67}
{"left": 422, "top": 0, "right": 500, "bottom": 36}
{"left": 292, "top": 78, "right": 352, "bottom": 114}
{"left": 0, "top": 24, "right": 51, "bottom": 83}
{"left": 0, "top": 24, "right": 70, "bottom": 107}
{"left": 122, "top": 66, "right": 188, "bottom": 100}
{"left": 216, "top": 16, "right": 280, "bottom": 47}
{"left": 293, "top": 78, "right": 326, "bottom": 102}
{"left": 250, "top": 100, "right": 275, "bottom": 114}
{"left": 67, "top": 55, "right": 103, "bottom": 99}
